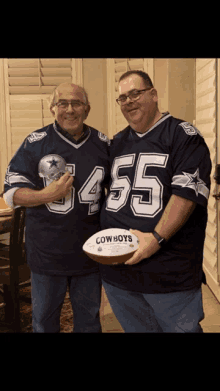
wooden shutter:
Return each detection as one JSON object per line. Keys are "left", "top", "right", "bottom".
{"left": 195, "top": 58, "right": 220, "bottom": 299}
{"left": 7, "top": 58, "right": 72, "bottom": 95}
{"left": 3, "top": 58, "right": 75, "bottom": 159}
{"left": 114, "top": 59, "right": 130, "bottom": 134}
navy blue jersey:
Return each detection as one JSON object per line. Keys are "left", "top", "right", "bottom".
{"left": 4, "top": 122, "right": 110, "bottom": 276}
{"left": 99, "top": 113, "right": 212, "bottom": 293}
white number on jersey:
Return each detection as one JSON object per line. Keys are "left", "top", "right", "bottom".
{"left": 43, "top": 164, "right": 105, "bottom": 215}
{"left": 106, "top": 153, "right": 168, "bottom": 217}
{"left": 78, "top": 167, "right": 105, "bottom": 215}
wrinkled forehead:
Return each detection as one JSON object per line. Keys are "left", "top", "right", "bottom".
{"left": 55, "top": 83, "right": 86, "bottom": 102}
{"left": 119, "top": 75, "right": 146, "bottom": 95}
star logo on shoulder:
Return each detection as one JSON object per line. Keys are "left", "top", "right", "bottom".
{"left": 182, "top": 168, "right": 205, "bottom": 196}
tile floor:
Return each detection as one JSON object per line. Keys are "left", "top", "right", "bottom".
{"left": 100, "top": 284, "right": 220, "bottom": 333}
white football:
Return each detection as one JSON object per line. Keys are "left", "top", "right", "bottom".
{"left": 83, "top": 228, "right": 139, "bottom": 265}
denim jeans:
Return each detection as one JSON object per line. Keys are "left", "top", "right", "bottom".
{"left": 102, "top": 280, "right": 204, "bottom": 333}
{"left": 31, "top": 271, "right": 102, "bottom": 333}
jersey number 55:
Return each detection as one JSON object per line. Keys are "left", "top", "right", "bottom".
{"left": 106, "top": 153, "right": 168, "bottom": 218}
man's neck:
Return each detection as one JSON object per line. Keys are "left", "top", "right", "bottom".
{"left": 133, "top": 110, "right": 163, "bottom": 134}
{"left": 54, "top": 121, "right": 89, "bottom": 144}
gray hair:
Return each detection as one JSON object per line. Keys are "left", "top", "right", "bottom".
{"left": 49, "top": 84, "right": 90, "bottom": 111}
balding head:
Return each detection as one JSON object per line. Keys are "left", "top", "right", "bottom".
{"left": 49, "top": 82, "right": 91, "bottom": 137}
{"left": 49, "top": 82, "right": 89, "bottom": 111}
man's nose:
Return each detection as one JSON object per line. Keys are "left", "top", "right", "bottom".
{"left": 66, "top": 103, "right": 75, "bottom": 112}
{"left": 124, "top": 96, "right": 135, "bottom": 105}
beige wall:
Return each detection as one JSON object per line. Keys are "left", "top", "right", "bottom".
{"left": 154, "top": 59, "right": 195, "bottom": 123}
{"left": 154, "top": 59, "right": 169, "bottom": 114}
{"left": 82, "top": 59, "right": 108, "bottom": 135}
{"left": 169, "top": 59, "right": 195, "bottom": 123}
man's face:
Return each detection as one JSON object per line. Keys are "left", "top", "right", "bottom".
{"left": 51, "top": 83, "right": 90, "bottom": 136}
{"left": 118, "top": 74, "right": 158, "bottom": 132}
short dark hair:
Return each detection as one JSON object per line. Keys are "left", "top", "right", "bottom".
{"left": 119, "top": 70, "right": 154, "bottom": 88}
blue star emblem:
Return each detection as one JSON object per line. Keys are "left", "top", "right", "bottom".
{"left": 182, "top": 168, "right": 205, "bottom": 197}
{"left": 47, "top": 159, "right": 59, "bottom": 169}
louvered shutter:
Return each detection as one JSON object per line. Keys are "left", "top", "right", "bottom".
{"left": 195, "top": 58, "right": 219, "bottom": 298}
{"left": 114, "top": 59, "right": 129, "bottom": 134}
{"left": 4, "top": 58, "right": 74, "bottom": 158}
{"left": 113, "top": 58, "right": 154, "bottom": 136}
{"left": 8, "top": 58, "right": 72, "bottom": 94}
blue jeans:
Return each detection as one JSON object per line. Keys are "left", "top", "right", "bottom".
{"left": 31, "top": 271, "right": 102, "bottom": 333}
{"left": 102, "top": 280, "right": 204, "bottom": 333}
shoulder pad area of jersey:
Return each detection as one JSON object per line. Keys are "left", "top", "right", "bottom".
{"left": 113, "top": 126, "right": 130, "bottom": 140}
{"left": 98, "top": 131, "right": 111, "bottom": 146}
{"left": 178, "top": 122, "right": 203, "bottom": 138}
{"left": 27, "top": 131, "right": 47, "bottom": 143}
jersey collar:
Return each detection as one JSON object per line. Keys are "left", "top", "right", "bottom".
{"left": 132, "top": 112, "right": 171, "bottom": 138}
{"left": 53, "top": 121, "right": 91, "bottom": 149}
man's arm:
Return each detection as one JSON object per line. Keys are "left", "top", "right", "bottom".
{"left": 124, "top": 194, "right": 196, "bottom": 266}
{"left": 13, "top": 172, "right": 74, "bottom": 207}
{"left": 154, "top": 194, "right": 196, "bottom": 241}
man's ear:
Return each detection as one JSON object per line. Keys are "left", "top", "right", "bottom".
{"left": 50, "top": 106, "right": 56, "bottom": 116}
{"left": 85, "top": 104, "right": 91, "bottom": 119}
{"left": 150, "top": 88, "right": 158, "bottom": 103}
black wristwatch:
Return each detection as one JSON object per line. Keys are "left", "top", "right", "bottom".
{"left": 152, "top": 230, "right": 166, "bottom": 248}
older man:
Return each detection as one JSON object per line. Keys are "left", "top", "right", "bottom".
{"left": 3, "top": 83, "right": 110, "bottom": 333}
{"left": 99, "top": 70, "right": 211, "bottom": 333}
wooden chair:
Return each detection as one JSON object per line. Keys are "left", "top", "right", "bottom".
{"left": 0, "top": 207, "right": 31, "bottom": 332}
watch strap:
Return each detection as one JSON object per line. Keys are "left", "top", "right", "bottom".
{"left": 152, "top": 230, "right": 166, "bottom": 247}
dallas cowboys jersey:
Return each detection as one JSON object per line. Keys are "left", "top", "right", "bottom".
{"left": 99, "top": 113, "right": 212, "bottom": 294}
{"left": 4, "top": 122, "right": 110, "bottom": 276}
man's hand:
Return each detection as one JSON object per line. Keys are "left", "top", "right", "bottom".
{"left": 42, "top": 171, "right": 74, "bottom": 203}
{"left": 124, "top": 229, "right": 161, "bottom": 266}
{"left": 13, "top": 171, "right": 74, "bottom": 207}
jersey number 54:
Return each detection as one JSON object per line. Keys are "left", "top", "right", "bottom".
{"left": 43, "top": 165, "right": 105, "bottom": 215}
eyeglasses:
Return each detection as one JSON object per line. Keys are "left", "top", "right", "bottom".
{"left": 55, "top": 100, "right": 86, "bottom": 109}
{"left": 116, "top": 88, "right": 153, "bottom": 106}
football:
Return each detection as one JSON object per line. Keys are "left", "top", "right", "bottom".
{"left": 83, "top": 228, "right": 139, "bottom": 265}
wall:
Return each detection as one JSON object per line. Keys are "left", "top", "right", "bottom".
{"left": 169, "top": 59, "right": 195, "bottom": 123}
{"left": 82, "top": 59, "right": 108, "bottom": 135}
{"left": 154, "top": 59, "right": 195, "bottom": 123}
{"left": 154, "top": 59, "right": 169, "bottom": 113}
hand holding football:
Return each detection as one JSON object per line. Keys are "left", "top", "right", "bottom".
{"left": 83, "top": 228, "right": 139, "bottom": 265}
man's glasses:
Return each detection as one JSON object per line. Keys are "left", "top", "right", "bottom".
{"left": 116, "top": 88, "right": 152, "bottom": 106}
{"left": 55, "top": 100, "right": 86, "bottom": 109}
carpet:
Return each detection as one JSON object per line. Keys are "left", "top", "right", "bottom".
{"left": 0, "top": 285, "right": 78, "bottom": 333}
{"left": 0, "top": 285, "right": 124, "bottom": 333}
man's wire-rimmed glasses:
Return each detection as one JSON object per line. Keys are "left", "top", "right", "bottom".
{"left": 55, "top": 100, "right": 86, "bottom": 110}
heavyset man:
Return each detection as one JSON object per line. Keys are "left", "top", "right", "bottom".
{"left": 3, "top": 82, "right": 111, "bottom": 333}
{"left": 99, "top": 70, "right": 211, "bottom": 332}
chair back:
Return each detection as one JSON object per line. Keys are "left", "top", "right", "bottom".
{"left": 9, "top": 207, "right": 26, "bottom": 270}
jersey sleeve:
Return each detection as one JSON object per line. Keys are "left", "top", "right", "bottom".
{"left": 170, "top": 122, "right": 211, "bottom": 207}
{"left": 3, "top": 139, "right": 39, "bottom": 208}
